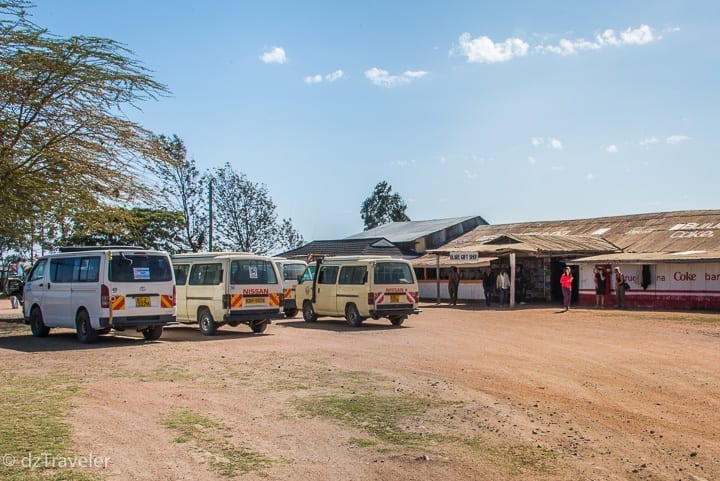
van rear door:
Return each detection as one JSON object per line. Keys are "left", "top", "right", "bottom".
{"left": 108, "top": 252, "right": 175, "bottom": 319}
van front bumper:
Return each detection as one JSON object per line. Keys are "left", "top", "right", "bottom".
{"left": 224, "top": 309, "right": 285, "bottom": 323}
{"left": 99, "top": 315, "right": 175, "bottom": 329}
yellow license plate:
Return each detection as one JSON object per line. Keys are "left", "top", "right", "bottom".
{"left": 246, "top": 297, "right": 265, "bottom": 305}
{"left": 135, "top": 296, "right": 151, "bottom": 308}
{"left": 390, "top": 295, "right": 401, "bottom": 303}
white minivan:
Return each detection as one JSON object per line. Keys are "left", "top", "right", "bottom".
{"left": 23, "top": 247, "right": 176, "bottom": 343}
{"left": 172, "top": 252, "right": 285, "bottom": 335}
{"left": 273, "top": 258, "right": 308, "bottom": 318}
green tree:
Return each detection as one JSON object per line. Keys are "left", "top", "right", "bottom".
{"left": 360, "top": 181, "right": 410, "bottom": 230}
{"left": 0, "top": 1, "right": 171, "bottom": 244}
{"left": 154, "top": 134, "right": 207, "bottom": 252}
{"left": 66, "top": 207, "right": 184, "bottom": 253}
{"left": 210, "top": 163, "right": 303, "bottom": 255}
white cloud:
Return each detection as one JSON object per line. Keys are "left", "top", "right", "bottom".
{"left": 464, "top": 169, "right": 479, "bottom": 180}
{"left": 439, "top": 156, "right": 447, "bottom": 165}
{"left": 531, "top": 137, "right": 543, "bottom": 147}
{"left": 325, "top": 70, "right": 344, "bottom": 82}
{"left": 364, "top": 67, "right": 428, "bottom": 88}
{"left": 456, "top": 33, "right": 529, "bottom": 63}
{"left": 304, "top": 74, "right": 323, "bottom": 84}
{"left": 538, "top": 24, "right": 658, "bottom": 57}
{"left": 528, "top": 156, "right": 536, "bottom": 165}
{"left": 532, "top": 136, "right": 563, "bottom": 150}
{"left": 549, "top": 138, "right": 563, "bottom": 150}
{"left": 606, "top": 144, "right": 619, "bottom": 153}
{"left": 304, "top": 70, "right": 345, "bottom": 85}
{"left": 586, "top": 173, "right": 595, "bottom": 180}
{"left": 666, "top": 135, "right": 689, "bottom": 144}
{"left": 640, "top": 136, "right": 660, "bottom": 146}
{"left": 260, "top": 47, "right": 287, "bottom": 64}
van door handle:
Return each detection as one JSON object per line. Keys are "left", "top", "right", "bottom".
{"left": 38, "top": 283, "right": 44, "bottom": 288}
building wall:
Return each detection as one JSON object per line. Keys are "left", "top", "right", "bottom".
{"left": 578, "top": 262, "right": 720, "bottom": 309}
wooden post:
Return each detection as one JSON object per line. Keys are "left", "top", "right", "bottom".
{"left": 509, "top": 252, "right": 516, "bottom": 308}
{"left": 436, "top": 254, "right": 441, "bottom": 304}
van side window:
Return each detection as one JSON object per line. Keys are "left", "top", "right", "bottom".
{"left": 28, "top": 259, "right": 47, "bottom": 282}
{"left": 189, "top": 263, "right": 223, "bottom": 286}
{"left": 339, "top": 266, "right": 367, "bottom": 285}
{"left": 230, "top": 260, "right": 278, "bottom": 285}
{"left": 318, "top": 266, "right": 339, "bottom": 284}
{"left": 174, "top": 264, "right": 189, "bottom": 285}
{"left": 50, "top": 258, "right": 75, "bottom": 283}
{"left": 77, "top": 257, "right": 100, "bottom": 282}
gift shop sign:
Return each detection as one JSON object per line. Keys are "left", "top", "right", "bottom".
{"left": 449, "top": 252, "right": 479, "bottom": 262}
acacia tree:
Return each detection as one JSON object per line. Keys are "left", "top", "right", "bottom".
{"left": 154, "top": 134, "right": 207, "bottom": 252}
{"left": 210, "top": 163, "right": 303, "bottom": 255}
{"left": 0, "top": 1, "right": 171, "bottom": 243}
{"left": 360, "top": 181, "right": 410, "bottom": 230}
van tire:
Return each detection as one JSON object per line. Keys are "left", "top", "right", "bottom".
{"left": 285, "top": 308, "right": 298, "bottom": 318}
{"left": 142, "top": 325, "right": 163, "bottom": 341}
{"left": 198, "top": 308, "right": 217, "bottom": 336}
{"left": 345, "top": 304, "right": 363, "bottom": 327}
{"left": 302, "top": 301, "right": 317, "bottom": 322}
{"left": 76, "top": 310, "right": 98, "bottom": 344}
{"left": 390, "top": 315, "right": 407, "bottom": 326}
{"left": 250, "top": 319, "right": 269, "bottom": 333}
{"left": 30, "top": 307, "right": 50, "bottom": 337}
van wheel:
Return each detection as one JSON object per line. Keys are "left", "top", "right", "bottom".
{"left": 345, "top": 304, "right": 363, "bottom": 327}
{"left": 30, "top": 307, "right": 50, "bottom": 337}
{"left": 76, "top": 310, "right": 98, "bottom": 344}
{"left": 198, "top": 308, "right": 217, "bottom": 336}
{"left": 142, "top": 325, "right": 163, "bottom": 341}
{"left": 285, "top": 308, "right": 298, "bottom": 318}
{"left": 302, "top": 301, "right": 317, "bottom": 322}
{"left": 250, "top": 319, "right": 269, "bottom": 334}
{"left": 390, "top": 315, "right": 407, "bottom": 326}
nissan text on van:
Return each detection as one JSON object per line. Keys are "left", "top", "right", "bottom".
{"left": 24, "top": 247, "right": 176, "bottom": 343}
{"left": 295, "top": 256, "right": 421, "bottom": 327}
{"left": 172, "top": 252, "right": 284, "bottom": 335}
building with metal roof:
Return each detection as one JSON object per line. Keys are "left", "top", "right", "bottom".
{"left": 278, "top": 238, "right": 410, "bottom": 260}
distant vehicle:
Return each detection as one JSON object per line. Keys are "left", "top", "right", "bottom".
{"left": 172, "top": 252, "right": 284, "bottom": 335}
{"left": 23, "top": 247, "right": 176, "bottom": 343}
{"left": 295, "top": 255, "right": 421, "bottom": 327}
{"left": 273, "top": 258, "right": 308, "bottom": 318}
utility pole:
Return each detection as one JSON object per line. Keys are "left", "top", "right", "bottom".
{"left": 208, "top": 179, "right": 214, "bottom": 252}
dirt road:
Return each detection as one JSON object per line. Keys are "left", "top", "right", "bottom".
{"left": 1, "top": 300, "right": 718, "bottom": 480}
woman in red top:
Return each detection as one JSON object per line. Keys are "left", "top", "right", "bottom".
{"left": 560, "top": 266, "right": 574, "bottom": 311}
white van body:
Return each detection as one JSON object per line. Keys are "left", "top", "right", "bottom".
{"left": 273, "top": 258, "right": 308, "bottom": 318}
{"left": 172, "top": 252, "right": 284, "bottom": 335}
{"left": 23, "top": 247, "right": 175, "bottom": 343}
{"left": 295, "top": 256, "right": 421, "bottom": 327}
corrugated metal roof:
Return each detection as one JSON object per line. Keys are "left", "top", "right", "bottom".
{"left": 345, "top": 216, "right": 487, "bottom": 243}
{"left": 278, "top": 238, "right": 410, "bottom": 259}
{"left": 572, "top": 250, "right": 720, "bottom": 264}
{"left": 429, "top": 234, "right": 618, "bottom": 256}
{"left": 440, "top": 210, "right": 720, "bottom": 257}
{"left": 411, "top": 254, "right": 497, "bottom": 268}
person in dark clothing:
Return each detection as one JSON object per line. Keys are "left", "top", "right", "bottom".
{"left": 482, "top": 268, "right": 495, "bottom": 306}
{"left": 594, "top": 267, "right": 607, "bottom": 308}
{"left": 448, "top": 266, "right": 460, "bottom": 306}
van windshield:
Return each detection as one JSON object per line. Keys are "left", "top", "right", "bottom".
{"left": 373, "top": 262, "right": 414, "bottom": 285}
{"left": 109, "top": 253, "right": 173, "bottom": 282}
{"left": 231, "top": 259, "right": 278, "bottom": 285}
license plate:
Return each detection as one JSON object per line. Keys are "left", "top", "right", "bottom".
{"left": 135, "top": 296, "right": 151, "bottom": 308}
{"left": 390, "top": 295, "right": 400, "bottom": 303}
{"left": 246, "top": 297, "right": 265, "bottom": 305}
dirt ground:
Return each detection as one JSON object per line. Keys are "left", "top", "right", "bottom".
{"left": 1, "top": 298, "right": 719, "bottom": 481}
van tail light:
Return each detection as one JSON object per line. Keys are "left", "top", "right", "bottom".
{"left": 101, "top": 284, "right": 110, "bottom": 308}
{"left": 222, "top": 294, "right": 231, "bottom": 309}
{"left": 173, "top": 285, "right": 176, "bottom": 306}
{"left": 410, "top": 291, "right": 419, "bottom": 304}
{"left": 368, "top": 292, "right": 375, "bottom": 305}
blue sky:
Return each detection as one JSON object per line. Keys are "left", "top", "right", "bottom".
{"left": 29, "top": 1, "right": 720, "bottom": 240}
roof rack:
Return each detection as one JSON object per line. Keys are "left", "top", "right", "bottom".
{"left": 58, "top": 246, "right": 146, "bottom": 253}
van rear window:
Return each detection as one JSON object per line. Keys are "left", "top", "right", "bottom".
{"left": 373, "top": 262, "right": 414, "bottom": 284}
{"left": 109, "top": 253, "right": 173, "bottom": 282}
{"left": 231, "top": 260, "right": 278, "bottom": 285}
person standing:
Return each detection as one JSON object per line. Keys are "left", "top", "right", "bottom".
{"left": 496, "top": 269, "right": 511, "bottom": 306}
{"left": 515, "top": 265, "right": 526, "bottom": 304}
{"left": 482, "top": 268, "right": 495, "bottom": 306}
{"left": 448, "top": 266, "right": 460, "bottom": 306}
{"left": 594, "top": 267, "right": 607, "bottom": 308}
{"left": 560, "top": 266, "right": 574, "bottom": 311}
{"left": 614, "top": 267, "right": 627, "bottom": 308}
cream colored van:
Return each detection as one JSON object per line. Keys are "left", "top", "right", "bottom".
{"left": 273, "top": 258, "right": 308, "bottom": 318}
{"left": 295, "top": 256, "right": 421, "bottom": 327}
{"left": 172, "top": 252, "right": 284, "bottom": 335}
